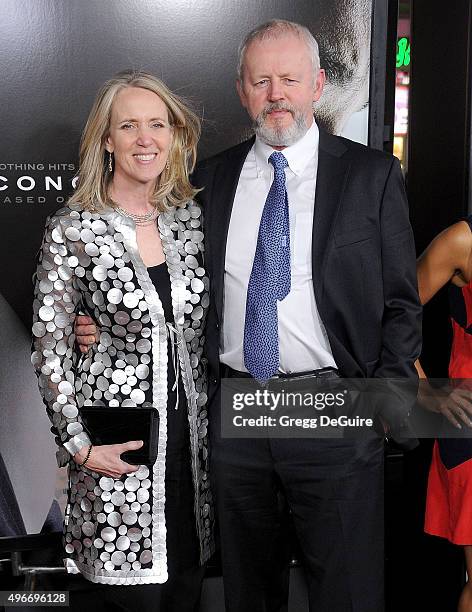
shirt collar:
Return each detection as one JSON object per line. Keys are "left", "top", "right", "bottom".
{"left": 254, "top": 120, "right": 319, "bottom": 177}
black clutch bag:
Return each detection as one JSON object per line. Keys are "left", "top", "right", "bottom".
{"left": 80, "top": 406, "right": 159, "bottom": 465}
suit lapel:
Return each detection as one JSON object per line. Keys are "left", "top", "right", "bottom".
{"left": 208, "top": 137, "right": 255, "bottom": 322}
{"left": 312, "top": 130, "right": 350, "bottom": 304}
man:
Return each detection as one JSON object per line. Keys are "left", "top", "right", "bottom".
{"left": 194, "top": 19, "right": 420, "bottom": 612}
{"left": 77, "top": 19, "right": 421, "bottom": 611}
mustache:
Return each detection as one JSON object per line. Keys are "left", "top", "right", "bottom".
{"left": 258, "top": 102, "right": 296, "bottom": 121}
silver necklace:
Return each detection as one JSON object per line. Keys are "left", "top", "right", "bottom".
{"left": 111, "top": 200, "right": 159, "bottom": 226}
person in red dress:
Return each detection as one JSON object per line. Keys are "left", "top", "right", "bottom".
{"left": 417, "top": 216, "right": 472, "bottom": 612}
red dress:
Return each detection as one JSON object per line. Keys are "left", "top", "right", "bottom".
{"left": 424, "top": 270, "right": 472, "bottom": 545}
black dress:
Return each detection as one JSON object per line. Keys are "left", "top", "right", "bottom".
{"left": 69, "top": 262, "right": 203, "bottom": 611}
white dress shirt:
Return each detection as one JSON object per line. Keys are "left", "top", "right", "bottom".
{"left": 220, "top": 121, "right": 337, "bottom": 373}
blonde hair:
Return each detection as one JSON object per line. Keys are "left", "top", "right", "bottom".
{"left": 69, "top": 70, "right": 201, "bottom": 212}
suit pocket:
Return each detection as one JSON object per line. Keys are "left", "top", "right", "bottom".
{"left": 334, "top": 226, "right": 375, "bottom": 247}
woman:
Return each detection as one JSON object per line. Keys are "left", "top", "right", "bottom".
{"left": 31, "top": 70, "right": 213, "bottom": 610}
{"left": 417, "top": 217, "right": 472, "bottom": 612}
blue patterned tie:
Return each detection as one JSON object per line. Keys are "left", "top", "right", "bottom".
{"left": 243, "top": 151, "right": 291, "bottom": 381}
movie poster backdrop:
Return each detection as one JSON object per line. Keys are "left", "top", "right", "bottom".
{"left": 0, "top": 0, "right": 382, "bottom": 535}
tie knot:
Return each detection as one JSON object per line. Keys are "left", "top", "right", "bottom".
{"left": 269, "top": 151, "right": 288, "bottom": 171}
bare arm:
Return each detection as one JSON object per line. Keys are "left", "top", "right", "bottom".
{"left": 417, "top": 221, "right": 472, "bottom": 305}
{"left": 416, "top": 221, "right": 472, "bottom": 427}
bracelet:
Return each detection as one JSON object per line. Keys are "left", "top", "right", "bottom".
{"left": 79, "top": 445, "right": 93, "bottom": 467}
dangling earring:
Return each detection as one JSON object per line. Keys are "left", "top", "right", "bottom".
{"left": 108, "top": 152, "right": 113, "bottom": 173}
{"left": 165, "top": 159, "right": 170, "bottom": 171}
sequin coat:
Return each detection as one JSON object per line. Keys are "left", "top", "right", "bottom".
{"left": 32, "top": 202, "right": 214, "bottom": 585}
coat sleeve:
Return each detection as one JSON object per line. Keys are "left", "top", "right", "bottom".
{"left": 366, "top": 158, "right": 421, "bottom": 444}
{"left": 31, "top": 212, "right": 91, "bottom": 466}
{"left": 371, "top": 156, "right": 422, "bottom": 380}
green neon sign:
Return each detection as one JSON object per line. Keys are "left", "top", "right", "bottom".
{"left": 397, "top": 37, "right": 411, "bottom": 68}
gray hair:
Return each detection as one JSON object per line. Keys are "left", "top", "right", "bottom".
{"left": 237, "top": 19, "right": 321, "bottom": 81}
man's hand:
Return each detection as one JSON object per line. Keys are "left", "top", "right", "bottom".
{"left": 73, "top": 441, "right": 144, "bottom": 478}
{"left": 75, "top": 315, "right": 98, "bottom": 353}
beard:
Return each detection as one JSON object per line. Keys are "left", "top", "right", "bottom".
{"left": 254, "top": 102, "right": 310, "bottom": 147}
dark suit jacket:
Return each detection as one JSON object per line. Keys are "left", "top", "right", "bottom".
{"left": 193, "top": 129, "right": 422, "bottom": 407}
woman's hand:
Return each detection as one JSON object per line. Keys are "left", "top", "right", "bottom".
{"left": 419, "top": 383, "right": 472, "bottom": 429}
{"left": 73, "top": 441, "right": 144, "bottom": 478}
{"left": 416, "top": 361, "right": 472, "bottom": 429}
{"left": 433, "top": 387, "right": 472, "bottom": 429}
